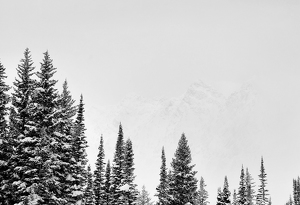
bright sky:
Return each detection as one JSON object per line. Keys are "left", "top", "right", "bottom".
{"left": 1, "top": 0, "right": 300, "bottom": 204}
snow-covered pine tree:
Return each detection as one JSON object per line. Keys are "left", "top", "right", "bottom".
{"left": 293, "top": 177, "right": 300, "bottom": 205}
{"left": 136, "top": 185, "right": 154, "bottom": 205}
{"left": 222, "top": 176, "right": 231, "bottom": 205}
{"left": 232, "top": 190, "right": 237, "bottom": 205}
{"left": 84, "top": 165, "right": 96, "bottom": 205}
{"left": 195, "top": 176, "right": 209, "bottom": 205}
{"left": 56, "top": 80, "right": 77, "bottom": 203}
{"left": 10, "top": 48, "right": 37, "bottom": 204}
{"left": 155, "top": 147, "right": 169, "bottom": 205}
{"left": 123, "top": 138, "right": 138, "bottom": 205}
{"left": 94, "top": 135, "right": 106, "bottom": 205}
{"left": 169, "top": 133, "right": 198, "bottom": 205}
{"left": 238, "top": 166, "right": 248, "bottom": 205}
{"left": 111, "top": 123, "right": 125, "bottom": 205}
{"left": 0, "top": 61, "right": 11, "bottom": 204}
{"left": 216, "top": 188, "right": 223, "bottom": 205}
{"left": 256, "top": 158, "right": 269, "bottom": 205}
{"left": 70, "top": 94, "right": 88, "bottom": 204}
{"left": 245, "top": 168, "right": 255, "bottom": 205}
{"left": 104, "top": 160, "right": 112, "bottom": 205}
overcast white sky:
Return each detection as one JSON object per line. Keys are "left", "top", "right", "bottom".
{"left": 1, "top": 0, "right": 300, "bottom": 204}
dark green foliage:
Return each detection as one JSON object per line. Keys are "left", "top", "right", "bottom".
{"left": 156, "top": 147, "right": 169, "bottom": 205}
{"left": 111, "top": 123, "right": 125, "bottom": 205}
{"left": 0, "top": 61, "right": 11, "bottom": 204}
{"left": 195, "top": 176, "right": 209, "bottom": 205}
{"left": 238, "top": 166, "right": 247, "bottom": 205}
{"left": 94, "top": 135, "right": 106, "bottom": 205}
{"left": 169, "top": 133, "right": 198, "bottom": 205}
{"left": 84, "top": 165, "right": 96, "bottom": 205}
{"left": 123, "top": 138, "right": 138, "bottom": 205}
{"left": 256, "top": 158, "right": 269, "bottom": 205}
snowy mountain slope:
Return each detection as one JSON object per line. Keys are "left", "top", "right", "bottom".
{"left": 85, "top": 79, "right": 300, "bottom": 204}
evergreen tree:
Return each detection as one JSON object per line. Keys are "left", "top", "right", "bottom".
{"left": 216, "top": 188, "right": 223, "bottom": 205}
{"left": 136, "top": 185, "right": 154, "bottom": 205}
{"left": 111, "top": 123, "right": 125, "bottom": 204}
{"left": 104, "top": 160, "right": 112, "bottom": 205}
{"left": 156, "top": 147, "right": 169, "bottom": 205}
{"left": 232, "top": 190, "right": 237, "bottom": 205}
{"left": 0, "top": 61, "right": 11, "bottom": 204}
{"left": 245, "top": 168, "right": 255, "bottom": 205}
{"left": 238, "top": 166, "right": 247, "bottom": 205}
{"left": 70, "top": 94, "right": 88, "bottom": 204}
{"left": 256, "top": 158, "right": 269, "bottom": 205}
{"left": 10, "top": 48, "right": 37, "bottom": 204}
{"left": 94, "top": 135, "right": 106, "bottom": 205}
{"left": 84, "top": 165, "right": 96, "bottom": 205}
{"left": 195, "top": 176, "right": 209, "bottom": 205}
{"left": 123, "top": 138, "right": 138, "bottom": 205}
{"left": 286, "top": 195, "right": 293, "bottom": 205}
{"left": 222, "top": 176, "right": 231, "bottom": 205}
{"left": 169, "top": 133, "right": 198, "bottom": 205}
{"left": 293, "top": 177, "right": 300, "bottom": 205}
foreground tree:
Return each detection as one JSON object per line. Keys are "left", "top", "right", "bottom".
{"left": 156, "top": 147, "right": 169, "bottom": 205}
{"left": 256, "top": 158, "right": 269, "bottom": 205}
{"left": 137, "top": 185, "right": 154, "bottom": 205}
{"left": 0, "top": 61, "right": 11, "bottom": 204}
{"left": 238, "top": 166, "right": 247, "bottom": 205}
{"left": 169, "top": 133, "right": 198, "bottom": 205}
{"left": 94, "top": 135, "right": 106, "bottom": 205}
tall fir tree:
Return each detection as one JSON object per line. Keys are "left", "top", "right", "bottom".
{"left": 0, "top": 61, "right": 11, "bottom": 204}
{"left": 293, "top": 177, "right": 300, "bottom": 205}
{"left": 123, "top": 138, "right": 138, "bottom": 205}
{"left": 10, "top": 48, "right": 37, "bottom": 204}
{"left": 156, "top": 147, "right": 169, "bottom": 205}
{"left": 136, "top": 185, "right": 154, "bottom": 205}
{"left": 222, "top": 176, "right": 231, "bottom": 205}
{"left": 169, "top": 133, "right": 198, "bottom": 205}
{"left": 216, "top": 188, "right": 223, "bottom": 205}
{"left": 238, "top": 166, "right": 248, "bottom": 205}
{"left": 94, "top": 135, "right": 106, "bottom": 205}
{"left": 84, "top": 165, "right": 96, "bottom": 205}
{"left": 256, "top": 158, "right": 269, "bottom": 205}
{"left": 245, "top": 168, "right": 255, "bottom": 205}
{"left": 195, "top": 176, "right": 209, "bottom": 205}
{"left": 104, "top": 160, "right": 112, "bottom": 205}
{"left": 70, "top": 94, "right": 88, "bottom": 204}
{"left": 111, "top": 123, "right": 125, "bottom": 205}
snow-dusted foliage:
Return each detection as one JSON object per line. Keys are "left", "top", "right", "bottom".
{"left": 238, "top": 166, "right": 248, "bottom": 205}
{"left": 293, "top": 177, "right": 300, "bottom": 205}
{"left": 168, "top": 133, "right": 198, "bottom": 205}
{"left": 136, "top": 185, "right": 154, "bottom": 205}
{"left": 84, "top": 165, "right": 96, "bottom": 205}
{"left": 256, "top": 158, "right": 269, "bottom": 205}
{"left": 156, "top": 147, "right": 169, "bottom": 205}
{"left": 245, "top": 168, "right": 255, "bottom": 205}
{"left": 194, "top": 177, "right": 209, "bottom": 205}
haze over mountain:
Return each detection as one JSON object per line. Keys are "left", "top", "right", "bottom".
{"left": 85, "top": 78, "right": 300, "bottom": 204}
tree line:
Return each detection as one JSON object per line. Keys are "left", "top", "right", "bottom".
{"left": 0, "top": 49, "right": 299, "bottom": 205}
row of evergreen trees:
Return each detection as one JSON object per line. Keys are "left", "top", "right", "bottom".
{"left": 0, "top": 49, "right": 88, "bottom": 204}
{"left": 285, "top": 177, "right": 300, "bottom": 205}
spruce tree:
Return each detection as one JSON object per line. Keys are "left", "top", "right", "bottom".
{"left": 104, "top": 160, "right": 112, "bottom": 205}
{"left": 232, "top": 190, "right": 237, "bottom": 205}
{"left": 216, "top": 188, "right": 223, "bottom": 205}
{"left": 222, "top": 176, "right": 231, "bottom": 205}
{"left": 94, "top": 135, "right": 106, "bottom": 205}
{"left": 84, "top": 165, "right": 96, "bottom": 205}
{"left": 0, "top": 61, "right": 11, "bottom": 204}
{"left": 10, "top": 48, "right": 37, "bottom": 204}
{"left": 195, "top": 176, "right": 209, "bottom": 205}
{"left": 123, "top": 138, "right": 138, "bottom": 205}
{"left": 256, "top": 158, "right": 269, "bottom": 205}
{"left": 156, "top": 147, "right": 169, "bottom": 205}
{"left": 245, "top": 168, "right": 255, "bottom": 205}
{"left": 70, "top": 94, "right": 88, "bottom": 204}
{"left": 111, "top": 123, "right": 125, "bottom": 204}
{"left": 169, "top": 133, "right": 198, "bottom": 205}
{"left": 136, "top": 185, "right": 154, "bottom": 205}
{"left": 238, "top": 166, "right": 247, "bottom": 205}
